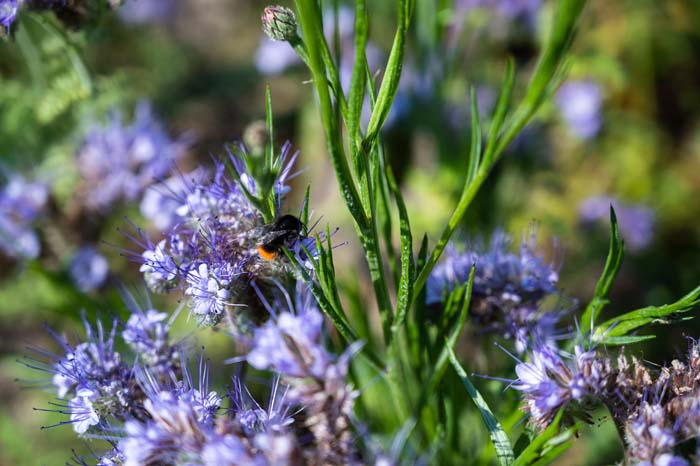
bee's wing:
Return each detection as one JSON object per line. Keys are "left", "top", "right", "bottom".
{"left": 257, "top": 228, "right": 295, "bottom": 245}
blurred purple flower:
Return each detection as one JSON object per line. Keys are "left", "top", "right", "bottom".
{"left": 140, "top": 167, "right": 208, "bottom": 231}
{"left": 77, "top": 101, "right": 187, "bottom": 210}
{"left": 0, "top": 215, "right": 41, "bottom": 260}
{"left": 556, "top": 80, "right": 603, "bottom": 140}
{"left": 248, "top": 304, "right": 330, "bottom": 379}
{"left": 0, "top": 174, "right": 48, "bottom": 260}
{"left": 229, "top": 376, "right": 294, "bottom": 436}
{"left": 626, "top": 402, "right": 689, "bottom": 466}
{"left": 69, "top": 246, "right": 109, "bottom": 292}
{"left": 579, "top": 195, "right": 655, "bottom": 251}
{"left": 0, "top": 173, "right": 47, "bottom": 221}
{"left": 0, "top": 0, "right": 19, "bottom": 32}
{"left": 255, "top": 37, "right": 301, "bottom": 75}
{"left": 456, "top": 0, "right": 541, "bottom": 20}
{"left": 118, "top": 0, "right": 175, "bottom": 25}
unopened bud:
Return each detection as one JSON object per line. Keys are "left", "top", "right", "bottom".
{"left": 261, "top": 5, "right": 297, "bottom": 42}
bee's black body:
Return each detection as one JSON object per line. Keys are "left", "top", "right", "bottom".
{"left": 255, "top": 214, "right": 305, "bottom": 260}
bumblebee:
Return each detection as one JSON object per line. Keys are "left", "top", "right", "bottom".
{"left": 255, "top": 214, "right": 305, "bottom": 261}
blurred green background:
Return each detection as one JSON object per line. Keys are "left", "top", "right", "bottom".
{"left": 1, "top": 0, "right": 699, "bottom": 464}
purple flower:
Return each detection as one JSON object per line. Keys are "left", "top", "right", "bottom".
{"left": 118, "top": 0, "right": 175, "bottom": 24}
{"left": 0, "top": 215, "right": 41, "bottom": 260}
{"left": 556, "top": 80, "right": 603, "bottom": 140}
{"left": 0, "top": 0, "right": 19, "bottom": 32}
{"left": 139, "top": 238, "right": 181, "bottom": 291}
{"left": 0, "top": 174, "right": 48, "bottom": 221}
{"left": 456, "top": 0, "right": 541, "bottom": 19}
{"left": 626, "top": 402, "right": 688, "bottom": 466}
{"left": 200, "top": 434, "right": 261, "bottom": 466}
{"left": 140, "top": 167, "right": 208, "bottom": 231}
{"left": 579, "top": 195, "right": 655, "bottom": 251}
{"left": 255, "top": 37, "right": 301, "bottom": 75}
{"left": 427, "top": 230, "right": 562, "bottom": 351}
{"left": 174, "top": 161, "right": 260, "bottom": 230}
{"left": 184, "top": 262, "right": 241, "bottom": 325}
{"left": 69, "top": 246, "right": 110, "bottom": 292}
{"left": 0, "top": 174, "right": 48, "bottom": 260}
{"left": 77, "top": 101, "right": 187, "bottom": 210}
{"left": 26, "top": 316, "right": 135, "bottom": 434}
{"left": 122, "top": 309, "right": 177, "bottom": 373}
{"left": 131, "top": 144, "right": 309, "bottom": 328}
{"left": 508, "top": 341, "right": 615, "bottom": 429}
{"left": 247, "top": 304, "right": 330, "bottom": 379}
{"left": 229, "top": 376, "right": 294, "bottom": 436}
{"left": 68, "top": 387, "right": 101, "bottom": 434}
{"left": 455, "top": 0, "right": 542, "bottom": 26}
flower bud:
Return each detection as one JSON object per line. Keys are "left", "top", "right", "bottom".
{"left": 261, "top": 5, "right": 297, "bottom": 42}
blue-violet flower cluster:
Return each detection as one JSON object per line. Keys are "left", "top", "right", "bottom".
{"left": 135, "top": 142, "right": 306, "bottom": 327}
{"left": 76, "top": 101, "right": 187, "bottom": 211}
{"left": 427, "top": 230, "right": 563, "bottom": 352}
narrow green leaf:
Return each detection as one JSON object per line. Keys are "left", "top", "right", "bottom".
{"left": 598, "top": 335, "right": 656, "bottom": 346}
{"left": 482, "top": 57, "right": 515, "bottom": 166}
{"left": 301, "top": 184, "right": 311, "bottom": 227}
{"left": 426, "top": 265, "right": 475, "bottom": 395}
{"left": 265, "top": 85, "right": 274, "bottom": 168}
{"left": 595, "top": 284, "right": 700, "bottom": 339}
{"left": 466, "top": 85, "right": 482, "bottom": 185}
{"left": 389, "top": 164, "right": 414, "bottom": 337}
{"left": 580, "top": 206, "right": 624, "bottom": 332}
{"left": 363, "top": 0, "right": 412, "bottom": 146}
{"left": 347, "top": 0, "right": 368, "bottom": 150}
{"left": 448, "top": 346, "right": 515, "bottom": 465}
{"left": 497, "top": 0, "right": 587, "bottom": 155}
{"left": 512, "top": 411, "right": 574, "bottom": 466}
{"left": 376, "top": 143, "right": 398, "bottom": 283}
{"left": 295, "top": 0, "right": 368, "bottom": 233}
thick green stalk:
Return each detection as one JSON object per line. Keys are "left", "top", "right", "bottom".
{"left": 295, "top": 0, "right": 368, "bottom": 233}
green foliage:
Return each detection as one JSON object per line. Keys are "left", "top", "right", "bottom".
{"left": 512, "top": 412, "right": 577, "bottom": 466}
{"left": 579, "top": 206, "right": 624, "bottom": 336}
{"left": 6, "top": 0, "right": 700, "bottom": 464}
{"left": 16, "top": 14, "right": 92, "bottom": 125}
{"left": 594, "top": 284, "right": 700, "bottom": 345}
{"left": 448, "top": 346, "right": 515, "bottom": 466}
{"left": 290, "top": 0, "right": 591, "bottom": 463}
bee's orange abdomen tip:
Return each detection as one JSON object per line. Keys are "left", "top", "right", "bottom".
{"left": 256, "top": 244, "right": 277, "bottom": 261}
